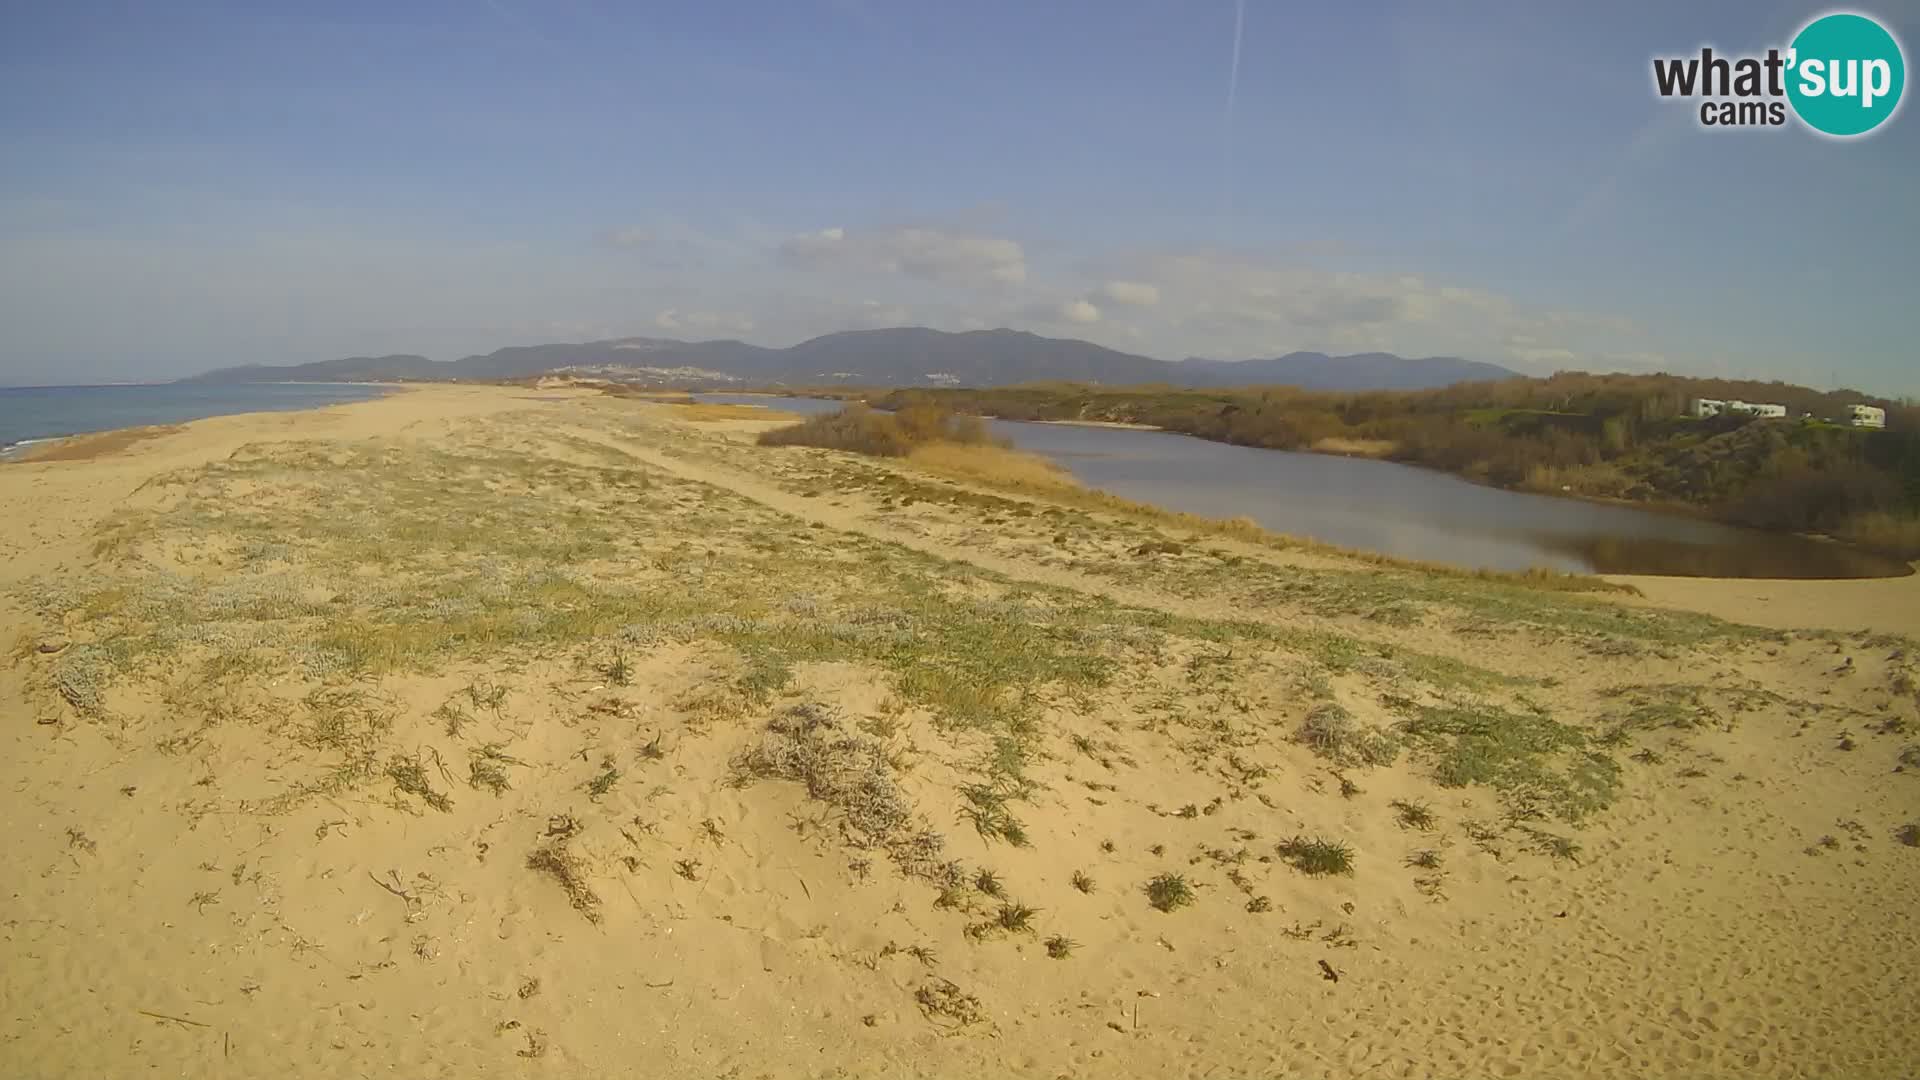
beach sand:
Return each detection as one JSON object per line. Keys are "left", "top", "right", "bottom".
{"left": 1611, "top": 571, "right": 1920, "bottom": 638}
{"left": 2, "top": 384, "right": 1915, "bottom": 1078}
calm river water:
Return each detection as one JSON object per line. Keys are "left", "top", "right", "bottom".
{"left": 696, "top": 395, "right": 1909, "bottom": 579}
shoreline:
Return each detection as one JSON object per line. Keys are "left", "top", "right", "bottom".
{"left": 0, "top": 435, "right": 61, "bottom": 460}
{"left": 1025, "top": 417, "right": 1160, "bottom": 431}
{"left": 749, "top": 390, "right": 1897, "bottom": 553}
{"left": 878, "top": 399, "right": 1914, "bottom": 571}
{"left": 0, "top": 382, "right": 408, "bottom": 464}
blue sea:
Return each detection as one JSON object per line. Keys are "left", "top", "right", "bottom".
{"left": 0, "top": 383, "right": 393, "bottom": 456}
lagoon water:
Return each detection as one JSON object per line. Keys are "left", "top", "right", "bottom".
{"left": 697, "top": 394, "right": 1909, "bottom": 579}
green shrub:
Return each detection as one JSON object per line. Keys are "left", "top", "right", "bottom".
{"left": 1276, "top": 836, "right": 1354, "bottom": 876}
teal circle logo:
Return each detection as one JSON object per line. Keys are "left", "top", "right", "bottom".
{"left": 1787, "top": 12, "right": 1906, "bottom": 137}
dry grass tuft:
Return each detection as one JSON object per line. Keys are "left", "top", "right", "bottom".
{"left": 526, "top": 841, "right": 601, "bottom": 923}
{"left": 739, "top": 702, "right": 910, "bottom": 841}
{"left": 387, "top": 753, "right": 453, "bottom": 812}
{"left": 1295, "top": 704, "right": 1399, "bottom": 768}
{"left": 736, "top": 702, "right": 959, "bottom": 884}
{"left": 468, "top": 744, "right": 517, "bottom": 794}
{"left": 759, "top": 404, "right": 1003, "bottom": 458}
{"left": 1390, "top": 798, "right": 1437, "bottom": 831}
{"left": 1310, "top": 436, "right": 1397, "bottom": 458}
{"left": 906, "top": 442, "right": 1074, "bottom": 490}
{"left": 915, "top": 979, "right": 986, "bottom": 1027}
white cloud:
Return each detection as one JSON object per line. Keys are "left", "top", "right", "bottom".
{"left": 603, "top": 226, "right": 655, "bottom": 249}
{"left": 654, "top": 308, "right": 756, "bottom": 335}
{"left": 1087, "top": 251, "right": 1654, "bottom": 370}
{"left": 1061, "top": 299, "right": 1101, "bottom": 324}
{"left": 855, "top": 300, "right": 913, "bottom": 327}
{"left": 778, "top": 225, "right": 1026, "bottom": 287}
{"left": 1094, "top": 280, "right": 1160, "bottom": 307}
{"left": 1017, "top": 298, "right": 1102, "bottom": 326}
{"left": 1506, "top": 345, "right": 1578, "bottom": 367}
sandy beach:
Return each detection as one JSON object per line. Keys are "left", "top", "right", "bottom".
{"left": 2, "top": 384, "right": 1916, "bottom": 1078}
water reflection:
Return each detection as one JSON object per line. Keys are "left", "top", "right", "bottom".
{"left": 695, "top": 395, "right": 1911, "bottom": 579}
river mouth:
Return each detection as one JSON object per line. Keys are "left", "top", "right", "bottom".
{"left": 695, "top": 395, "right": 1913, "bottom": 580}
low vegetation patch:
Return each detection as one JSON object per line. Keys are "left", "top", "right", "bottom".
{"left": 1295, "top": 704, "right": 1399, "bottom": 768}
{"left": 468, "top": 744, "right": 516, "bottom": 794}
{"left": 669, "top": 402, "right": 802, "bottom": 423}
{"left": 527, "top": 838, "right": 600, "bottom": 923}
{"left": 915, "top": 980, "right": 986, "bottom": 1027}
{"left": 1276, "top": 836, "right": 1355, "bottom": 877}
{"left": 993, "top": 901, "right": 1039, "bottom": 934}
{"left": 386, "top": 752, "right": 453, "bottom": 813}
{"left": 1399, "top": 703, "right": 1620, "bottom": 822}
{"left": 1144, "top": 872, "right": 1196, "bottom": 912}
{"left": 734, "top": 702, "right": 960, "bottom": 885}
{"left": 759, "top": 404, "right": 1003, "bottom": 458}
{"left": 1390, "top": 798, "right": 1437, "bottom": 831}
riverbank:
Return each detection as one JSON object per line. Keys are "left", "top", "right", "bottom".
{"left": 853, "top": 384, "right": 1920, "bottom": 562}
{"left": 3, "top": 385, "right": 1915, "bottom": 1078}
{"left": 719, "top": 394, "right": 1906, "bottom": 579}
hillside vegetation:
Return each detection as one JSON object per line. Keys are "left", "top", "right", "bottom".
{"left": 858, "top": 374, "right": 1920, "bottom": 556}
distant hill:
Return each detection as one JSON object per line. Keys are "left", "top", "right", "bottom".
{"left": 187, "top": 354, "right": 445, "bottom": 383}
{"left": 182, "top": 328, "right": 1518, "bottom": 391}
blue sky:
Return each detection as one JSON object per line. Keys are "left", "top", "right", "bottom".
{"left": 0, "top": 0, "right": 1915, "bottom": 391}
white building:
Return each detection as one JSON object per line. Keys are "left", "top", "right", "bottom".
{"left": 1846, "top": 404, "right": 1887, "bottom": 429}
{"left": 1691, "top": 398, "right": 1785, "bottom": 419}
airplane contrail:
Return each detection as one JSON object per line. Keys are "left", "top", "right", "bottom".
{"left": 1226, "top": 0, "right": 1245, "bottom": 124}
{"left": 1224, "top": 0, "right": 1246, "bottom": 218}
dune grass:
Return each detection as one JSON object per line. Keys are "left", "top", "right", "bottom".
{"left": 1144, "top": 872, "right": 1196, "bottom": 912}
{"left": 1399, "top": 703, "right": 1622, "bottom": 822}
{"left": 1, "top": 429, "right": 1324, "bottom": 812}
{"left": 1276, "top": 836, "right": 1355, "bottom": 877}
{"left": 19, "top": 411, "right": 1638, "bottom": 890}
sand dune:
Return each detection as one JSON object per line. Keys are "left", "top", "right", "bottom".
{"left": 2, "top": 385, "right": 1915, "bottom": 1078}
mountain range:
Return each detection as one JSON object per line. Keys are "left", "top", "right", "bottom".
{"left": 181, "top": 327, "right": 1520, "bottom": 391}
